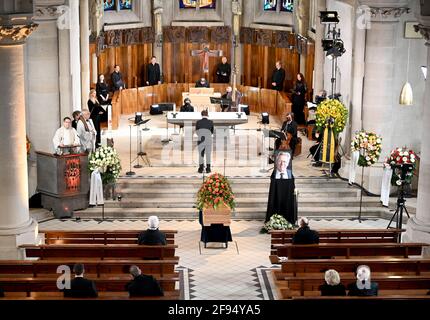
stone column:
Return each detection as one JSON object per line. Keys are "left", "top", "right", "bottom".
{"left": 27, "top": 4, "right": 64, "bottom": 153}
{"left": 80, "top": 0, "right": 90, "bottom": 106}
{"left": 70, "top": 0, "right": 82, "bottom": 112}
{"left": 0, "top": 16, "right": 39, "bottom": 259}
{"left": 352, "top": 1, "right": 410, "bottom": 193}
{"left": 153, "top": 5, "right": 163, "bottom": 73}
{"left": 404, "top": 15, "right": 430, "bottom": 252}
{"left": 312, "top": 0, "right": 326, "bottom": 100}
{"left": 232, "top": 0, "right": 242, "bottom": 84}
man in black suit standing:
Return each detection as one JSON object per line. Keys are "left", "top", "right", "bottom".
{"left": 146, "top": 56, "right": 161, "bottom": 86}
{"left": 196, "top": 110, "right": 214, "bottom": 173}
{"left": 126, "top": 265, "right": 164, "bottom": 297}
{"left": 292, "top": 217, "right": 319, "bottom": 244}
{"left": 271, "top": 61, "right": 286, "bottom": 91}
{"left": 195, "top": 77, "right": 210, "bottom": 88}
{"left": 111, "top": 65, "right": 125, "bottom": 91}
{"left": 215, "top": 56, "right": 231, "bottom": 83}
{"left": 138, "top": 215, "right": 167, "bottom": 245}
{"left": 63, "top": 263, "right": 98, "bottom": 298}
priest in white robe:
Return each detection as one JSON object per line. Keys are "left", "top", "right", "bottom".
{"left": 77, "top": 110, "right": 97, "bottom": 153}
{"left": 52, "top": 117, "right": 81, "bottom": 154}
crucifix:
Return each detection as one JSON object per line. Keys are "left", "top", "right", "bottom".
{"left": 191, "top": 44, "right": 223, "bottom": 74}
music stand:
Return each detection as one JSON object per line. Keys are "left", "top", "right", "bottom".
{"left": 133, "top": 119, "right": 151, "bottom": 168}
{"left": 56, "top": 145, "right": 81, "bottom": 155}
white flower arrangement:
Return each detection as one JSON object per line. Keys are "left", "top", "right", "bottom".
{"left": 351, "top": 130, "right": 382, "bottom": 167}
{"left": 384, "top": 147, "right": 418, "bottom": 186}
{"left": 88, "top": 146, "right": 122, "bottom": 184}
{"left": 261, "top": 214, "right": 295, "bottom": 234}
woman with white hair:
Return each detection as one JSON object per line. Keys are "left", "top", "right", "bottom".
{"left": 319, "top": 269, "right": 346, "bottom": 296}
{"left": 347, "top": 265, "right": 379, "bottom": 296}
{"left": 137, "top": 216, "right": 167, "bottom": 245}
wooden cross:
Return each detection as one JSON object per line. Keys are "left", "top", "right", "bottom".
{"left": 190, "top": 44, "right": 223, "bottom": 74}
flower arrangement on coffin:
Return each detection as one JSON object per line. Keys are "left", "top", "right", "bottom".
{"left": 88, "top": 146, "right": 122, "bottom": 185}
{"left": 351, "top": 130, "right": 382, "bottom": 167}
{"left": 315, "top": 99, "right": 349, "bottom": 135}
{"left": 384, "top": 147, "right": 418, "bottom": 186}
{"left": 196, "top": 173, "right": 236, "bottom": 226}
{"left": 260, "top": 214, "right": 295, "bottom": 234}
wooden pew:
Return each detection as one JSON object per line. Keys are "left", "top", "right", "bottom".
{"left": 40, "top": 230, "right": 177, "bottom": 245}
{"left": 270, "top": 229, "right": 404, "bottom": 255}
{"left": 272, "top": 243, "right": 426, "bottom": 261}
{"left": 0, "top": 277, "right": 179, "bottom": 299}
{"left": 20, "top": 244, "right": 178, "bottom": 260}
{"left": 275, "top": 274, "right": 430, "bottom": 298}
{"left": 0, "top": 259, "right": 178, "bottom": 278}
{"left": 278, "top": 258, "right": 430, "bottom": 277}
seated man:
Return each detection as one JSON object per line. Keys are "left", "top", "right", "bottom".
{"left": 125, "top": 265, "right": 164, "bottom": 297}
{"left": 221, "top": 86, "right": 242, "bottom": 112}
{"left": 63, "top": 263, "right": 98, "bottom": 298}
{"left": 138, "top": 215, "right": 167, "bottom": 245}
{"left": 195, "top": 77, "right": 210, "bottom": 88}
{"left": 53, "top": 117, "right": 80, "bottom": 155}
{"left": 111, "top": 64, "right": 125, "bottom": 91}
{"left": 180, "top": 98, "right": 194, "bottom": 112}
{"left": 292, "top": 217, "right": 319, "bottom": 244}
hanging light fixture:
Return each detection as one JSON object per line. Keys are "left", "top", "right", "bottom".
{"left": 400, "top": 39, "right": 413, "bottom": 105}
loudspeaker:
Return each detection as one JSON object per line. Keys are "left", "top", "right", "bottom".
{"left": 150, "top": 104, "right": 163, "bottom": 115}
{"left": 239, "top": 104, "right": 250, "bottom": 115}
{"left": 158, "top": 103, "right": 175, "bottom": 112}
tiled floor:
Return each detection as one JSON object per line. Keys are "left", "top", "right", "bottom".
{"left": 38, "top": 217, "right": 394, "bottom": 300}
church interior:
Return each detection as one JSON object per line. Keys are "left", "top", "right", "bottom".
{"left": 1, "top": 0, "right": 430, "bottom": 308}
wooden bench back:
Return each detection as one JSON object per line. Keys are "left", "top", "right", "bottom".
{"left": 280, "top": 258, "right": 430, "bottom": 276}
{"left": 21, "top": 244, "right": 177, "bottom": 260}
{"left": 0, "top": 259, "right": 178, "bottom": 278}
{"left": 40, "top": 230, "right": 177, "bottom": 245}
{"left": 275, "top": 243, "right": 425, "bottom": 259}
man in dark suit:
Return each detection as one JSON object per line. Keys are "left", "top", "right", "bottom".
{"left": 215, "top": 56, "right": 231, "bottom": 83}
{"left": 146, "top": 56, "right": 161, "bottom": 86}
{"left": 71, "top": 110, "right": 81, "bottom": 130}
{"left": 138, "top": 215, "right": 167, "bottom": 245}
{"left": 292, "top": 217, "right": 319, "bottom": 244}
{"left": 126, "top": 265, "right": 164, "bottom": 297}
{"left": 63, "top": 263, "right": 98, "bottom": 298}
{"left": 271, "top": 61, "right": 286, "bottom": 91}
{"left": 196, "top": 110, "right": 214, "bottom": 173}
{"left": 280, "top": 112, "right": 298, "bottom": 154}
{"left": 111, "top": 65, "right": 125, "bottom": 91}
{"left": 195, "top": 77, "right": 210, "bottom": 88}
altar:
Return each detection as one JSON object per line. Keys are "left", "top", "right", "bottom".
{"left": 167, "top": 111, "right": 248, "bottom": 127}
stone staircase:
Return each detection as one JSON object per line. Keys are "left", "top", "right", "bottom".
{"left": 74, "top": 176, "right": 391, "bottom": 220}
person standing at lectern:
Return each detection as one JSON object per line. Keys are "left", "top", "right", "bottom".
{"left": 111, "top": 65, "right": 125, "bottom": 91}
{"left": 196, "top": 110, "right": 214, "bottom": 174}
{"left": 77, "top": 110, "right": 97, "bottom": 154}
{"left": 146, "top": 56, "right": 161, "bottom": 86}
{"left": 271, "top": 61, "right": 286, "bottom": 91}
{"left": 216, "top": 56, "right": 231, "bottom": 83}
{"left": 195, "top": 77, "right": 210, "bottom": 88}
{"left": 53, "top": 117, "right": 80, "bottom": 155}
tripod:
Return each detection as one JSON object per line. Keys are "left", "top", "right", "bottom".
{"left": 387, "top": 182, "right": 411, "bottom": 242}
{"left": 132, "top": 120, "right": 151, "bottom": 168}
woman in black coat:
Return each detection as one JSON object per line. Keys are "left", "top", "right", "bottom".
{"left": 292, "top": 73, "right": 307, "bottom": 125}
{"left": 96, "top": 74, "right": 111, "bottom": 105}
{"left": 87, "top": 89, "right": 107, "bottom": 148}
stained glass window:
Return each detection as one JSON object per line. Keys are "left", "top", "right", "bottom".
{"left": 104, "top": 0, "right": 116, "bottom": 11}
{"left": 179, "top": 0, "right": 216, "bottom": 9}
{"left": 264, "top": 0, "right": 277, "bottom": 11}
{"left": 280, "top": 0, "right": 294, "bottom": 12}
{"left": 120, "top": 0, "right": 132, "bottom": 10}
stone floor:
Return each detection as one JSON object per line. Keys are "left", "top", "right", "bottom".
{"left": 38, "top": 217, "right": 397, "bottom": 300}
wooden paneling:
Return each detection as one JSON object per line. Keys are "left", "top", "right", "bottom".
{"left": 304, "top": 40, "right": 315, "bottom": 101}
{"left": 163, "top": 42, "right": 232, "bottom": 84}
{"left": 260, "top": 88, "right": 278, "bottom": 116}
{"left": 277, "top": 92, "right": 292, "bottom": 120}
{"left": 243, "top": 44, "right": 300, "bottom": 92}
{"left": 120, "top": 88, "right": 138, "bottom": 114}
{"left": 138, "top": 87, "right": 153, "bottom": 112}
{"left": 167, "top": 83, "right": 189, "bottom": 108}
{"left": 152, "top": 84, "right": 168, "bottom": 104}
{"left": 111, "top": 91, "right": 121, "bottom": 130}
{"left": 238, "top": 85, "right": 260, "bottom": 112}
{"left": 90, "top": 43, "right": 153, "bottom": 90}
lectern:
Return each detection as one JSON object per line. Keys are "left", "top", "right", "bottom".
{"left": 36, "top": 152, "right": 89, "bottom": 218}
